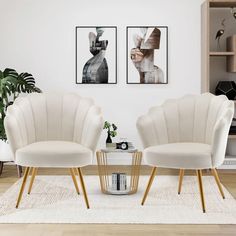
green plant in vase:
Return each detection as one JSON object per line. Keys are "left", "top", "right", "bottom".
{"left": 0, "top": 68, "right": 41, "bottom": 141}
{"left": 103, "top": 121, "right": 117, "bottom": 143}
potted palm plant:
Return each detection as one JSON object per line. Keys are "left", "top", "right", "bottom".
{"left": 0, "top": 68, "right": 41, "bottom": 176}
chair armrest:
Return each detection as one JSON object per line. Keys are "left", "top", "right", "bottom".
{"left": 136, "top": 115, "right": 157, "bottom": 148}
{"left": 4, "top": 114, "right": 26, "bottom": 157}
{"left": 211, "top": 106, "right": 234, "bottom": 167}
{"left": 80, "top": 106, "right": 104, "bottom": 152}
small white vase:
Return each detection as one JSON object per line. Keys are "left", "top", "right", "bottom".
{"left": 0, "top": 140, "right": 14, "bottom": 162}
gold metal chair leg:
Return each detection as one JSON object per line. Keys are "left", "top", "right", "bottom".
{"left": 28, "top": 168, "right": 38, "bottom": 194}
{"left": 178, "top": 169, "right": 185, "bottom": 194}
{"left": 211, "top": 168, "right": 225, "bottom": 199}
{"left": 141, "top": 167, "right": 157, "bottom": 205}
{"left": 196, "top": 170, "right": 206, "bottom": 213}
{"left": 16, "top": 167, "right": 30, "bottom": 208}
{"left": 69, "top": 168, "right": 80, "bottom": 194}
{"left": 77, "top": 168, "right": 90, "bottom": 209}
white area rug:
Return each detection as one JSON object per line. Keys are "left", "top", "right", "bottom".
{"left": 0, "top": 175, "right": 236, "bottom": 224}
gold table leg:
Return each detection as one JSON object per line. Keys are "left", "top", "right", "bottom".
{"left": 130, "top": 152, "right": 142, "bottom": 194}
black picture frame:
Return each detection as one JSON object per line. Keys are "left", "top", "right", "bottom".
{"left": 126, "top": 26, "right": 168, "bottom": 84}
{"left": 75, "top": 26, "right": 117, "bottom": 84}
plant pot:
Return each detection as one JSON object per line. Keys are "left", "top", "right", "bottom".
{"left": 106, "top": 132, "right": 112, "bottom": 143}
{"left": 0, "top": 140, "right": 14, "bottom": 162}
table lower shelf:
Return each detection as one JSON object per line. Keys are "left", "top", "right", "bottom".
{"left": 103, "top": 187, "right": 134, "bottom": 195}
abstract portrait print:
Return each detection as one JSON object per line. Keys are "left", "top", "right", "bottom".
{"left": 82, "top": 27, "right": 108, "bottom": 83}
{"left": 76, "top": 26, "right": 117, "bottom": 84}
{"left": 127, "top": 27, "right": 168, "bottom": 84}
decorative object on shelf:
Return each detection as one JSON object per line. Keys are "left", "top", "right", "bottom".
{"left": 116, "top": 141, "right": 128, "bottom": 150}
{"left": 215, "top": 19, "right": 225, "bottom": 50}
{"left": 0, "top": 68, "right": 41, "bottom": 177}
{"left": 231, "top": 7, "right": 236, "bottom": 20}
{"left": 75, "top": 26, "right": 117, "bottom": 84}
{"left": 231, "top": 115, "right": 236, "bottom": 128}
{"left": 215, "top": 81, "right": 236, "bottom": 100}
{"left": 127, "top": 26, "right": 168, "bottom": 84}
{"left": 229, "top": 115, "right": 236, "bottom": 135}
{"left": 229, "top": 124, "right": 236, "bottom": 135}
{"left": 103, "top": 121, "right": 117, "bottom": 144}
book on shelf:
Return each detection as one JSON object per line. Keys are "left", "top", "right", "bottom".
{"left": 112, "top": 172, "right": 127, "bottom": 191}
{"left": 128, "top": 142, "right": 134, "bottom": 149}
{"left": 112, "top": 173, "right": 117, "bottom": 190}
{"left": 106, "top": 143, "right": 116, "bottom": 149}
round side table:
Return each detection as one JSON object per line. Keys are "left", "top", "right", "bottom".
{"left": 96, "top": 149, "right": 142, "bottom": 195}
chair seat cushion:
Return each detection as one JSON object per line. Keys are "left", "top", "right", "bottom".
{"left": 144, "top": 143, "right": 212, "bottom": 169}
{"left": 15, "top": 141, "right": 93, "bottom": 168}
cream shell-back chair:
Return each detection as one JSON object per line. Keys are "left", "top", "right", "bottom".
{"left": 5, "top": 93, "right": 104, "bottom": 209}
{"left": 137, "top": 93, "right": 234, "bottom": 212}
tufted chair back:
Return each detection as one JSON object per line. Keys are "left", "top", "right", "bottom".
{"left": 5, "top": 93, "right": 103, "bottom": 154}
{"left": 137, "top": 93, "right": 234, "bottom": 148}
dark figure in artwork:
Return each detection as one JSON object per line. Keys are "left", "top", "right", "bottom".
{"left": 82, "top": 27, "right": 109, "bottom": 83}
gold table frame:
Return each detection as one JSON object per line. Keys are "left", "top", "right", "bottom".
{"left": 96, "top": 149, "right": 142, "bottom": 195}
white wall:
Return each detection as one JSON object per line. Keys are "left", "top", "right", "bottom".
{"left": 0, "top": 0, "right": 203, "bottom": 151}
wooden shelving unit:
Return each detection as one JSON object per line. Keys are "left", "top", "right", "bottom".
{"left": 202, "top": 0, "right": 236, "bottom": 169}
{"left": 209, "top": 0, "right": 236, "bottom": 7}
{"left": 202, "top": 0, "right": 236, "bottom": 92}
{"left": 209, "top": 51, "right": 235, "bottom": 56}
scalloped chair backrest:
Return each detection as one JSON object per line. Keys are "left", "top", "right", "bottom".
{"left": 7, "top": 93, "right": 99, "bottom": 146}
{"left": 146, "top": 93, "right": 231, "bottom": 146}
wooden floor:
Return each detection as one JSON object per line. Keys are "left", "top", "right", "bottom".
{"left": 0, "top": 165, "right": 236, "bottom": 236}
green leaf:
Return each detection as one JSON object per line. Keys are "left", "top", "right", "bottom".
{"left": 16, "top": 72, "right": 39, "bottom": 93}
{"left": 0, "top": 75, "right": 17, "bottom": 99}
{"left": 3, "top": 68, "right": 18, "bottom": 78}
{"left": 103, "top": 121, "right": 111, "bottom": 129}
{"left": 0, "top": 68, "right": 41, "bottom": 140}
{"left": 110, "top": 130, "right": 117, "bottom": 137}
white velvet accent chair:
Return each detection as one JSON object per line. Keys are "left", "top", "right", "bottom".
{"left": 4, "top": 93, "right": 104, "bottom": 209}
{"left": 137, "top": 93, "right": 234, "bottom": 212}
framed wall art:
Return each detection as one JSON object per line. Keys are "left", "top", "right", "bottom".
{"left": 126, "top": 26, "right": 168, "bottom": 84}
{"left": 76, "top": 26, "right": 117, "bottom": 84}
